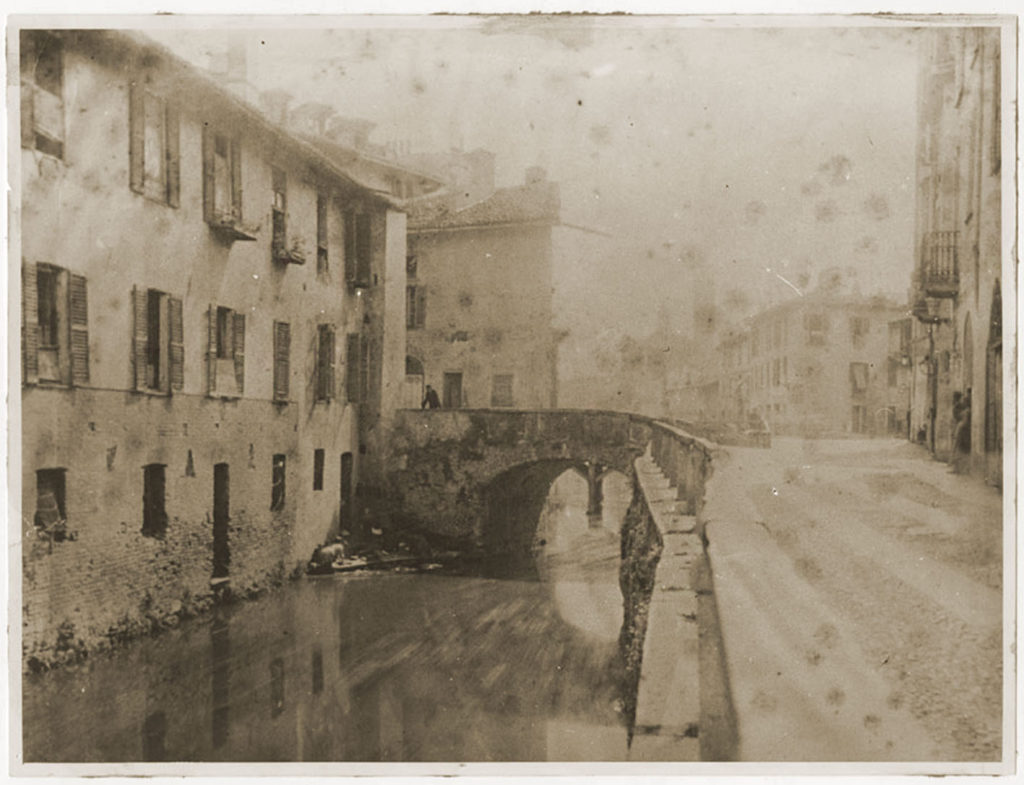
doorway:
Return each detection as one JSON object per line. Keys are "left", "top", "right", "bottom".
{"left": 213, "top": 463, "right": 230, "bottom": 579}
{"left": 443, "top": 372, "right": 463, "bottom": 409}
{"left": 403, "top": 356, "right": 424, "bottom": 409}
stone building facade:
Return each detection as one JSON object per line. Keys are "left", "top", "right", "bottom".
{"left": 714, "top": 292, "right": 908, "bottom": 437}
{"left": 908, "top": 26, "right": 1004, "bottom": 485}
{"left": 403, "top": 165, "right": 562, "bottom": 412}
{"left": 17, "top": 29, "right": 406, "bottom": 661}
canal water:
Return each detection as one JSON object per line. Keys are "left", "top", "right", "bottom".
{"left": 23, "top": 470, "right": 635, "bottom": 762}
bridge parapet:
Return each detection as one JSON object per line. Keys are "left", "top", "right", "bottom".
{"left": 649, "top": 421, "right": 717, "bottom": 517}
{"left": 382, "top": 408, "right": 717, "bottom": 556}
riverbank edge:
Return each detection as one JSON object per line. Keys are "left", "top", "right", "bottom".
{"left": 618, "top": 471, "right": 665, "bottom": 744}
{"left": 629, "top": 450, "right": 739, "bottom": 761}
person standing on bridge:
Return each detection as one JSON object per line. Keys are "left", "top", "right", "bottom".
{"left": 421, "top": 384, "right": 441, "bottom": 410}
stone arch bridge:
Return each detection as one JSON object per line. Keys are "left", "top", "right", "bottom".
{"left": 383, "top": 409, "right": 712, "bottom": 556}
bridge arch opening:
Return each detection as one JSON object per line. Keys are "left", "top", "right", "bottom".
{"left": 481, "top": 461, "right": 636, "bottom": 562}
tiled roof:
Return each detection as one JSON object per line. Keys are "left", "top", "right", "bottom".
{"left": 408, "top": 181, "right": 560, "bottom": 231}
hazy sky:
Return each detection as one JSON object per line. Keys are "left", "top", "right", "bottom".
{"left": 149, "top": 17, "right": 922, "bottom": 370}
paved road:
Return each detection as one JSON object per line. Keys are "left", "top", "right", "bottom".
{"left": 704, "top": 437, "right": 1004, "bottom": 762}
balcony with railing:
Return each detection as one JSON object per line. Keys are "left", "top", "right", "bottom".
{"left": 919, "top": 230, "right": 960, "bottom": 298}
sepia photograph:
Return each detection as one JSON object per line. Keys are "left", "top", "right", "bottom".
{"left": 6, "top": 7, "right": 1017, "bottom": 777}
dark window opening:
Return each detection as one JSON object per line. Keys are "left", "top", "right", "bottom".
{"left": 22, "top": 33, "right": 65, "bottom": 159}
{"left": 313, "top": 449, "right": 325, "bottom": 491}
{"left": 355, "top": 213, "right": 372, "bottom": 286}
{"left": 406, "top": 254, "right": 417, "bottom": 278}
{"left": 216, "top": 306, "right": 232, "bottom": 359}
{"left": 34, "top": 134, "right": 63, "bottom": 158}
{"left": 316, "top": 324, "right": 336, "bottom": 401}
{"left": 491, "top": 374, "right": 514, "bottom": 407}
{"left": 34, "top": 36, "right": 63, "bottom": 96}
{"left": 271, "top": 454, "right": 286, "bottom": 512}
{"left": 273, "top": 321, "right": 290, "bottom": 402}
{"left": 37, "top": 266, "right": 59, "bottom": 348}
{"left": 272, "top": 167, "right": 287, "bottom": 254}
{"left": 35, "top": 468, "right": 68, "bottom": 542}
{"left": 147, "top": 289, "right": 162, "bottom": 390}
{"left": 316, "top": 193, "right": 329, "bottom": 274}
{"left": 142, "top": 464, "right": 167, "bottom": 538}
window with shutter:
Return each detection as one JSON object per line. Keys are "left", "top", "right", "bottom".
{"left": 272, "top": 167, "right": 287, "bottom": 256}
{"left": 316, "top": 324, "right": 335, "bottom": 401}
{"left": 132, "top": 286, "right": 149, "bottom": 391}
{"left": 207, "top": 304, "right": 217, "bottom": 395}
{"left": 22, "top": 263, "right": 39, "bottom": 384}
{"left": 273, "top": 321, "right": 290, "bottom": 402}
{"left": 169, "top": 296, "right": 183, "bottom": 391}
{"left": 355, "top": 214, "right": 372, "bottom": 286}
{"left": 69, "top": 274, "right": 89, "bottom": 385}
{"left": 317, "top": 194, "right": 329, "bottom": 275}
{"left": 313, "top": 449, "right": 324, "bottom": 491}
{"left": 343, "top": 211, "right": 357, "bottom": 285}
{"left": 359, "top": 334, "right": 371, "bottom": 404}
{"left": 208, "top": 305, "right": 242, "bottom": 397}
{"left": 415, "top": 286, "right": 426, "bottom": 329}
{"left": 491, "top": 374, "right": 514, "bottom": 407}
{"left": 346, "top": 333, "right": 361, "bottom": 402}
{"left": 128, "top": 83, "right": 179, "bottom": 206}
{"left": 232, "top": 312, "right": 246, "bottom": 394}
{"left": 22, "top": 32, "right": 64, "bottom": 159}
{"left": 202, "top": 128, "right": 249, "bottom": 240}
{"left": 132, "top": 287, "right": 180, "bottom": 394}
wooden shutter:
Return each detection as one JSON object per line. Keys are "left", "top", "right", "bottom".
{"left": 232, "top": 312, "right": 245, "bottom": 394}
{"left": 230, "top": 136, "right": 242, "bottom": 221}
{"left": 22, "top": 262, "right": 39, "bottom": 383}
{"left": 343, "top": 211, "right": 357, "bottom": 284}
{"left": 201, "top": 125, "right": 215, "bottom": 223}
{"left": 129, "top": 81, "right": 145, "bottom": 194}
{"left": 326, "top": 326, "right": 336, "bottom": 400}
{"left": 207, "top": 304, "right": 217, "bottom": 394}
{"left": 20, "top": 34, "right": 36, "bottom": 149}
{"left": 355, "top": 214, "right": 372, "bottom": 285}
{"left": 273, "top": 321, "right": 290, "bottom": 401}
{"left": 360, "top": 334, "right": 370, "bottom": 404}
{"left": 415, "top": 285, "right": 426, "bottom": 329}
{"left": 132, "top": 286, "right": 148, "bottom": 391}
{"left": 69, "top": 273, "right": 89, "bottom": 385}
{"left": 165, "top": 103, "right": 180, "bottom": 207}
{"left": 169, "top": 296, "right": 183, "bottom": 391}
{"left": 346, "top": 333, "right": 360, "bottom": 402}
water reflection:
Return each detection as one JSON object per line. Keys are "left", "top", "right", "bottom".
{"left": 23, "top": 470, "right": 632, "bottom": 762}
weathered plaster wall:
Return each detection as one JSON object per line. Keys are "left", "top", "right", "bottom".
{"left": 406, "top": 224, "right": 558, "bottom": 409}
{"left": 18, "top": 34, "right": 395, "bottom": 661}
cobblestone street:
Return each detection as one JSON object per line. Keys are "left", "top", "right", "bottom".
{"left": 704, "top": 437, "right": 1005, "bottom": 762}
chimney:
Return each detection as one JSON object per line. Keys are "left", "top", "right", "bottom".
{"left": 259, "top": 89, "right": 294, "bottom": 127}
{"left": 525, "top": 166, "right": 547, "bottom": 185}
{"left": 226, "top": 35, "right": 247, "bottom": 86}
